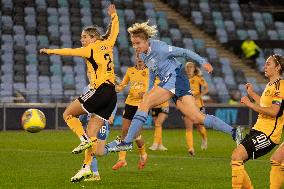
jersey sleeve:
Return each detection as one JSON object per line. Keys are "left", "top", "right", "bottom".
{"left": 167, "top": 45, "right": 207, "bottom": 65}
{"left": 272, "top": 80, "right": 284, "bottom": 106}
{"left": 105, "top": 13, "right": 119, "bottom": 47}
{"left": 119, "top": 68, "right": 130, "bottom": 89}
{"left": 46, "top": 46, "right": 91, "bottom": 58}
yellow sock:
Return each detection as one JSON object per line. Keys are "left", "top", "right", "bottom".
{"left": 118, "top": 151, "right": 127, "bottom": 161}
{"left": 83, "top": 142, "right": 97, "bottom": 165}
{"left": 64, "top": 115, "right": 85, "bottom": 138}
{"left": 243, "top": 169, "right": 254, "bottom": 189}
{"left": 270, "top": 160, "right": 284, "bottom": 189}
{"left": 198, "top": 125, "right": 207, "bottom": 141}
{"left": 281, "top": 163, "right": 284, "bottom": 174}
{"left": 154, "top": 124, "right": 162, "bottom": 144}
{"left": 186, "top": 129, "right": 193, "bottom": 151}
{"left": 138, "top": 144, "right": 146, "bottom": 156}
{"left": 231, "top": 160, "right": 245, "bottom": 189}
{"left": 83, "top": 137, "right": 97, "bottom": 165}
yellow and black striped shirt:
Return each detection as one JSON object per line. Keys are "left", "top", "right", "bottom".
{"left": 46, "top": 13, "right": 119, "bottom": 89}
{"left": 253, "top": 79, "right": 284, "bottom": 144}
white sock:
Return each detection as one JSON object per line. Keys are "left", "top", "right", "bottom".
{"left": 93, "top": 171, "right": 99, "bottom": 176}
{"left": 79, "top": 135, "right": 90, "bottom": 142}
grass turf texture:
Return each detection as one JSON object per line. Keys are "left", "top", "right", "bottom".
{"left": 0, "top": 129, "right": 277, "bottom": 189}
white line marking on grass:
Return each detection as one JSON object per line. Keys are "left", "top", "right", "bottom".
{"left": 0, "top": 148, "right": 268, "bottom": 163}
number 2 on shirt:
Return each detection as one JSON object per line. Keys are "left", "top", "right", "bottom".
{"left": 104, "top": 54, "right": 112, "bottom": 71}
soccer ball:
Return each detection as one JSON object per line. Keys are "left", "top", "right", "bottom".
{"left": 22, "top": 109, "right": 46, "bottom": 133}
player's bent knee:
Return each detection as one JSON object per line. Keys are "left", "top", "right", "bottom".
{"left": 187, "top": 116, "right": 200, "bottom": 125}
{"left": 231, "top": 148, "right": 245, "bottom": 161}
{"left": 95, "top": 150, "right": 105, "bottom": 156}
{"left": 139, "top": 101, "right": 151, "bottom": 111}
{"left": 231, "top": 149, "right": 239, "bottom": 160}
{"left": 63, "top": 113, "right": 72, "bottom": 122}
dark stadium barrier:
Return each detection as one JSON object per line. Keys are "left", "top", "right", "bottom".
{"left": 0, "top": 103, "right": 257, "bottom": 131}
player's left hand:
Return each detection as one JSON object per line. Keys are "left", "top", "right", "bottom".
{"left": 202, "top": 63, "right": 213, "bottom": 73}
{"left": 138, "top": 92, "right": 145, "bottom": 98}
{"left": 240, "top": 96, "right": 251, "bottom": 105}
{"left": 108, "top": 4, "right": 116, "bottom": 15}
{"left": 40, "top": 48, "right": 49, "bottom": 54}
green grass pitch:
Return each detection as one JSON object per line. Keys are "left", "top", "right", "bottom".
{"left": 0, "top": 129, "right": 277, "bottom": 189}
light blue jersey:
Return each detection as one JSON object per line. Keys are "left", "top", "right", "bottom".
{"left": 140, "top": 39, "right": 207, "bottom": 80}
{"left": 139, "top": 40, "right": 207, "bottom": 101}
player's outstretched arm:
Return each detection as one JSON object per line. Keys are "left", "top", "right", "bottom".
{"left": 241, "top": 96, "right": 281, "bottom": 117}
{"left": 167, "top": 45, "right": 213, "bottom": 73}
{"left": 115, "top": 69, "right": 130, "bottom": 92}
{"left": 104, "top": 4, "right": 119, "bottom": 47}
{"left": 39, "top": 46, "right": 90, "bottom": 58}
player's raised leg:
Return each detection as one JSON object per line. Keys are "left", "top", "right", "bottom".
{"left": 176, "top": 95, "right": 241, "bottom": 143}
{"left": 63, "top": 99, "right": 93, "bottom": 154}
{"left": 108, "top": 86, "right": 172, "bottom": 152}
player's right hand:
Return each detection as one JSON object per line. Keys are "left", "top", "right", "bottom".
{"left": 39, "top": 48, "right": 49, "bottom": 54}
{"left": 115, "top": 85, "right": 122, "bottom": 92}
{"left": 108, "top": 4, "right": 116, "bottom": 15}
{"left": 202, "top": 63, "right": 213, "bottom": 73}
{"left": 245, "top": 83, "right": 254, "bottom": 95}
{"left": 240, "top": 96, "right": 251, "bottom": 105}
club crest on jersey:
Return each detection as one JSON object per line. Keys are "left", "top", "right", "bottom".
{"left": 264, "top": 90, "right": 271, "bottom": 96}
{"left": 100, "top": 46, "right": 107, "bottom": 50}
{"left": 141, "top": 71, "right": 146, "bottom": 76}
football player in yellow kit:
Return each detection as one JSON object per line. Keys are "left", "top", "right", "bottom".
{"left": 231, "top": 54, "right": 284, "bottom": 189}
{"left": 112, "top": 57, "right": 149, "bottom": 170}
{"left": 40, "top": 4, "right": 119, "bottom": 155}
{"left": 270, "top": 142, "right": 284, "bottom": 189}
{"left": 184, "top": 62, "right": 209, "bottom": 156}
{"left": 269, "top": 54, "right": 284, "bottom": 189}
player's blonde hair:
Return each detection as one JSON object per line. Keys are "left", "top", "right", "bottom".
{"left": 83, "top": 22, "right": 112, "bottom": 40}
{"left": 127, "top": 21, "right": 158, "bottom": 40}
{"left": 185, "top": 62, "right": 202, "bottom": 76}
{"left": 83, "top": 25, "right": 103, "bottom": 40}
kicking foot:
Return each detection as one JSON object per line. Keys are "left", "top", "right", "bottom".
{"left": 107, "top": 141, "right": 133, "bottom": 152}
{"left": 112, "top": 160, "right": 127, "bottom": 170}
{"left": 232, "top": 126, "right": 243, "bottom": 146}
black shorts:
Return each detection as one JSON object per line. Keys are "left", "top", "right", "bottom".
{"left": 123, "top": 104, "right": 138, "bottom": 120}
{"left": 151, "top": 107, "right": 169, "bottom": 117}
{"left": 78, "top": 83, "right": 117, "bottom": 121}
{"left": 241, "top": 129, "right": 276, "bottom": 160}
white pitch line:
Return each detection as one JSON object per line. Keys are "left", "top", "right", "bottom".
{"left": 0, "top": 148, "right": 268, "bottom": 163}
